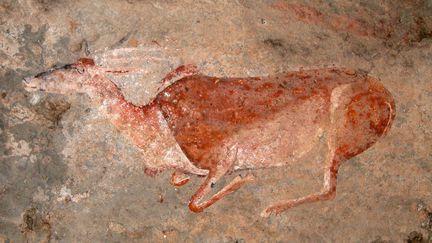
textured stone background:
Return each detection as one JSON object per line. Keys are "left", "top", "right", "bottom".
{"left": 1, "top": 0, "right": 432, "bottom": 242}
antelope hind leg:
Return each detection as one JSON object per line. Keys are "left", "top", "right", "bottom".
{"left": 261, "top": 151, "right": 341, "bottom": 217}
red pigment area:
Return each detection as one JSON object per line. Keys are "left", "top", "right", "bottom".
{"left": 77, "top": 58, "right": 95, "bottom": 66}
{"left": 335, "top": 81, "right": 395, "bottom": 161}
{"left": 272, "top": 2, "right": 390, "bottom": 39}
{"left": 161, "top": 64, "right": 199, "bottom": 84}
{"left": 155, "top": 69, "right": 367, "bottom": 169}
{"left": 273, "top": 1, "right": 432, "bottom": 45}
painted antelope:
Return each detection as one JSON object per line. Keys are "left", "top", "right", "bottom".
{"left": 23, "top": 55, "right": 395, "bottom": 217}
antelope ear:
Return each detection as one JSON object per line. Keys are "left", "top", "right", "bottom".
{"left": 77, "top": 58, "right": 95, "bottom": 66}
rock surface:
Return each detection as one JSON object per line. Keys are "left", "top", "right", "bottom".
{"left": 1, "top": 0, "right": 431, "bottom": 242}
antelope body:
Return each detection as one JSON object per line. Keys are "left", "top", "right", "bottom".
{"left": 23, "top": 57, "right": 395, "bottom": 216}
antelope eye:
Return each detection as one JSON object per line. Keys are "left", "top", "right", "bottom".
{"left": 76, "top": 67, "right": 85, "bottom": 74}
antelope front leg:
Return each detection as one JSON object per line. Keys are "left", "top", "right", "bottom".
{"left": 188, "top": 147, "right": 255, "bottom": 212}
{"left": 196, "top": 173, "right": 255, "bottom": 209}
{"left": 189, "top": 168, "right": 255, "bottom": 213}
{"left": 170, "top": 170, "right": 190, "bottom": 187}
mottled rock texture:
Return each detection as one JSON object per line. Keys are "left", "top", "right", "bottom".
{"left": 1, "top": 0, "right": 431, "bottom": 242}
